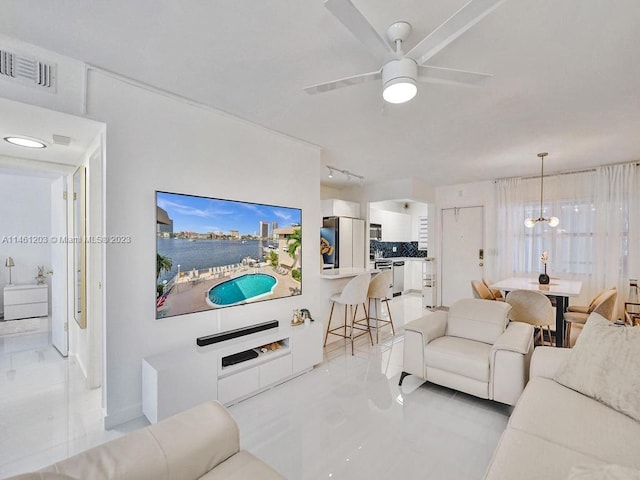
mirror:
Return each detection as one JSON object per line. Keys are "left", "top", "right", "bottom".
{"left": 73, "top": 166, "right": 87, "bottom": 329}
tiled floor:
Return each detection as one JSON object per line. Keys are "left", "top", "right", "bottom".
{"left": 0, "top": 294, "right": 511, "bottom": 479}
{"left": 0, "top": 328, "right": 146, "bottom": 479}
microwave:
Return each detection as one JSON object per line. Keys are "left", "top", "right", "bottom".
{"left": 370, "top": 223, "right": 382, "bottom": 240}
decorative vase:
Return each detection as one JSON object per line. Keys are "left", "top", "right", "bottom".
{"left": 539, "top": 265, "right": 550, "bottom": 285}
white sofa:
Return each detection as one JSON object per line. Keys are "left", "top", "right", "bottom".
{"left": 400, "top": 299, "right": 534, "bottom": 406}
{"left": 7, "top": 401, "right": 283, "bottom": 480}
{"left": 484, "top": 346, "right": 640, "bottom": 479}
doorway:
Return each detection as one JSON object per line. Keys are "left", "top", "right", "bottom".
{"left": 440, "top": 206, "right": 484, "bottom": 306}
{"left": 0, "top": 97, "right": 106, "bottom": 379}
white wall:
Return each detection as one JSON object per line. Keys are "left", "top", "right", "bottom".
{"left": 0, "top": 173, "right": 53, "bottom": 314}
{"left": 0, "top": 34, "right": 85, "bottom": 116}
{"left": 84, "top": 70, "right": 322, "bottom": 427}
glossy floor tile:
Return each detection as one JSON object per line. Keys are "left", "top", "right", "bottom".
{"left": 0, "top": 328, "right": 146, "bottom": 479}
{"left": 0, "top": 295, "right": 510, "bottom": 479}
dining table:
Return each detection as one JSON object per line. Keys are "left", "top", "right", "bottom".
{"left": 489, "top": 277, "right": 583, "bottom": 347}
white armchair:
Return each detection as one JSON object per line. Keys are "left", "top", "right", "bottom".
{"left": 399, "top": 299, "right": 534, "bottom": 406}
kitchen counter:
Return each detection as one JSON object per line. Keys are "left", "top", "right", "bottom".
{"left": 373, "top": 257, "right": 428, "bottom": 262}
{"left": 319, "top": 267, "right": 380, "bottom": 279}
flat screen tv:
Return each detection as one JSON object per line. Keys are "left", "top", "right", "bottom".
{"left": 155, "top": 191, "right": 302, "bottom": 319}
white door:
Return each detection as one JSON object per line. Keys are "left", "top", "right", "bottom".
{"left": 441, "top": 206, "right": 484, "bottom": 307}
{"left": 51, "top": 177, "right": 68, "bottom": 356}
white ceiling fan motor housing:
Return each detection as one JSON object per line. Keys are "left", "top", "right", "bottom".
{"left": 382, "top": 57, "right": 418, "bottom": 103}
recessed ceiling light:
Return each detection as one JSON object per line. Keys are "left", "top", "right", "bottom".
{"left": 3, "top": 136, "right": 47, "bottom": 149}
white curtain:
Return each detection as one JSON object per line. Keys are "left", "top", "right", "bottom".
{"left": 594, "top": 162, "right": 640, "bottom": 315}
{"left": 495, "top": 162, "right": 639, "bottom": 314}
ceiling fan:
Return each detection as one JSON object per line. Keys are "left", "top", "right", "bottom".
{"left": 305, "top": 0, "right": 508, "bottom": 104}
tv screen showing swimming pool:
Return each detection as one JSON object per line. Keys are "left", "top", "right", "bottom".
{"left": 155, "top": 191, "right": 302, "bottom": 319}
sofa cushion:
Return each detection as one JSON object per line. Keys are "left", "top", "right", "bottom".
{"left": 425, "top": 336, "right": 491, "bottom": 382}
{"left": 554, "top": 313, "right": 640, "bottom": 422}
{"left": 6, "top": 474, "right": 77, "bottom": 480}
{"left": 567, "top": 464, "right": 640, "bottom": 479}
{"left": 148, "top": 401, "right": 240, "bottom": 480}
{"left": 200, "top": 451, "right": 284, "bottom": 479}
{"left": 484, "top": 428, "right": 606, "bottom": 480}
{"left": 38, "top": 401, "right": 240, "bottom": 480}
{"left": 447, "top": 299, "right": 510, "bottom": 345}
{"left": 40, "top": 428, "right": 169, "bottom": 480}
{"left": 508, "top": 377, "right": 640, "bottom": 470}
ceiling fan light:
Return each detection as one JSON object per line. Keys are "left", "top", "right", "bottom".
{"left": 524, "top": 218, "right": 537, "bottom": 228}
{"left": 382, "top": 57, "right": 418, "bottom": 104}
{"left": 548, "top": 216, "right": 560, "bottom": 227}
{"left": 383, "top": 79, "right": 417, "bottom": 104}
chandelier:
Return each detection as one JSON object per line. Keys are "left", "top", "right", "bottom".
{"left": 524, "top": 152, "right": 559, "bottom": 228}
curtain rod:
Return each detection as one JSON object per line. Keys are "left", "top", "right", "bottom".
{"left": 493, "top": 160, "right": 640, "bottom": 183}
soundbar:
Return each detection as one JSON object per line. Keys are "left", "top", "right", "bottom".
{"left": 221, "top": 349, "right": 259, "bottom": 367}
{"left": 196, "top": 320, "right": 279, "bottom": 346}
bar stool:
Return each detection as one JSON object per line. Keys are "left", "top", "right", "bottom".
{"left": 324, "top": 273, "right": 373, "bottom": 355}
{"left": 361, "top": 270, "right": 395, "bottom": 343}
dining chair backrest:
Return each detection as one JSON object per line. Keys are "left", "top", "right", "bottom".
{"left": 482, "top": 277, "right": 503, "bottom": 299}
{"left": 368, "top": 270, "right": 392, "bottom": 300}
{"left": 588, "top": 286, "right": 616, "bottom": 312}
{"left": 336, "top": 273, "right": 371, "bottom": 305}
{"left": 592, "top": 288, "right": 618, "bottom": 322}
{"left": 506, "top": 290, "right": 554, "bottom": 327}
{"left": 471, "top": 280, "right": 494, "bottom": 300}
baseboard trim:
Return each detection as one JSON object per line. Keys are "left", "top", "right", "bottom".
{"left": 104, "top": 403, "right": 142, "bottom": 430}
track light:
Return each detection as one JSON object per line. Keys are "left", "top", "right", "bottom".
{"left": 326, "top": 165, "right": 364, "bottom": 184}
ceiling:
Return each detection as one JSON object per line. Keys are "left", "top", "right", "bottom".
{"left": 0, "top": 97, "right": 104, "bottom": 177}
{"left": 1, "top": 0, "right": 639, "bottom": 187}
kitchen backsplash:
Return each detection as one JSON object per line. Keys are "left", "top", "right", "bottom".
{"left": 370, "top": 241, "right": 427, "bottom": 258}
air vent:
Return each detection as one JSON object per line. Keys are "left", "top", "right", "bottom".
{"left": 52, "top": 134, "right": 71, "bottom": 146}
{"left": 0, "top": 49, "right": 56, "bottom": 91}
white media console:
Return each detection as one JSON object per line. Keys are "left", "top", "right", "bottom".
{"left": 142, "top": 321, "right": 323, "bottom": 423}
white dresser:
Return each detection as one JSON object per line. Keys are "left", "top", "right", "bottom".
{"left": 3, "top": 284, "right": 49, "bottom": 320}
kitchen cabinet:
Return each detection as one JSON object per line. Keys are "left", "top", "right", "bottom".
{"left": 370, "top": 209, "right": 411, "bottom": 242}
{"left": 321, "top": 199, "right": 360, "bottom": 218}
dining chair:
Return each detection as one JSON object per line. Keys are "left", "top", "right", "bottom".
{"left": 564, "top": 288, "right": 618, "bottom": 347}
{"left": 506, "top": 289, "right": 555, "bottom": 346}
{"left": 471, "top": 280, "right": 495, "bottom": 300}
{"left": 482, "top": 277, "right": 505, "bottom": 301}
{"left": 567, "top": 286, "right": 616, "bottom": 314}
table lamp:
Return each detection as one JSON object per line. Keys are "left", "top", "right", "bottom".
{"left": 5, "top": 257, "right": 15, "bottom": 284}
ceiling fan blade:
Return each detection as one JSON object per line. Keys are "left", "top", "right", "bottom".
{"left": 417, "top": 65, "right": 492, "bottom": 87}
{"left": 304, "top": 70, "right": 382, "bottom": 95}
{"left": 324, "top": 0, "right": 392, "bottom": 58}
{"left": 407, "top": 0, "right": 508, "bottom": 66}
